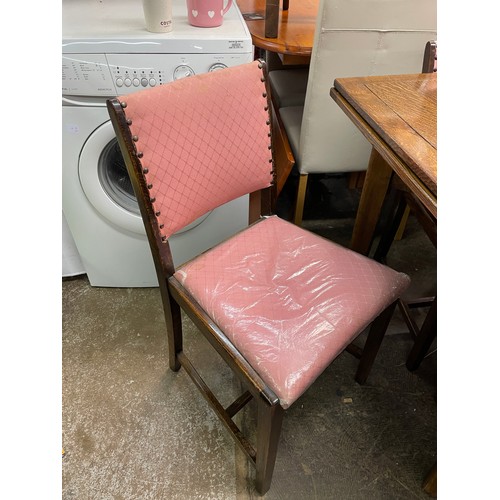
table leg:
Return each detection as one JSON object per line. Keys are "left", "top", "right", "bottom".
{"left": 350, "top": 147, "right": 393, "bottom": 255}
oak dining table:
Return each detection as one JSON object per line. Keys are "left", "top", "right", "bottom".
{"left": 236, "top": 0, "right": 319, "bottom": 65}
{"left": 330, "top": 72, "right": 437, "bottom": 256}
{"left": 331, "top": 72, "right": 437, "bottom": 497}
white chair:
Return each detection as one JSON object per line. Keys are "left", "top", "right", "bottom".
{"left": 269, "top": 0, "right": 437, "bottom": 225}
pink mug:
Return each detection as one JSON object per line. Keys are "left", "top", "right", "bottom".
{"left": 186, "top": 0, "right": 233, "bottom": 27}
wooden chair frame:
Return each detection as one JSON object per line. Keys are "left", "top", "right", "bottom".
{"left": 107, "top": 61, "right": 400, "bottom": 494}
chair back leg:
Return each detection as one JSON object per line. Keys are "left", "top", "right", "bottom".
{"left": 158, "top": 282, "right": 183, "bottom": 371}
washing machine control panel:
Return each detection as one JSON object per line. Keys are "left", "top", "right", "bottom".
{"left": 62, "top": 52, "right": 251, "bottom": 97}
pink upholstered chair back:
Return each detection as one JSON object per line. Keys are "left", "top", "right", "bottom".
{"left": 115, "top": 61, "right": 273, "bottom": 240}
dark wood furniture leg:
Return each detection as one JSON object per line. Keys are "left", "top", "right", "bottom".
{"left": 350, "top": 148, "right": 393, "bottom": 255}
{"left": 256, "top": 401, "right": 284, "bottom": 494}
{"left": 265, "top": 0, "right": 280, "bottom": 38}
{"left": 406, "top": 298, "right": 437, "bottom": 371}
{"left": 355, "top": 302, "right": 397, "bottom": 384}
{"left": 373, "top": 191, "right": 407, "bottom": 263}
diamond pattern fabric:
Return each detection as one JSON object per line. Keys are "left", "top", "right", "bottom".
{"left": 119, "top": 61, "right": 273, "bottom": 239}
{"left": 174, "top": 216, "right": 410, "bottom": 409}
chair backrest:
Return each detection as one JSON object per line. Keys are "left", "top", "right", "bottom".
{"left": 107, "top": 61, "right": 275, "bottom": 253}
{"left": 298, "top": 0, "right": 437, "bottom": 175}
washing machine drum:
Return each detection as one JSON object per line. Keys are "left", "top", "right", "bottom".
{"left": 99, "top": 138, "right": 139, "bottom": 216}
{"left": 79, "top": 120, "right": 209, "bottom": 235}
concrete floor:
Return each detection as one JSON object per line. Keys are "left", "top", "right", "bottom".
{"left": 62, "top": 174, "right": 436, "bottom": 499}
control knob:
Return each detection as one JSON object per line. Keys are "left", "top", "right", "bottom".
{"left": 173, "top": 65, "right": 195, "bottom": 80}
{"left": 209, "top": 63, "right": 228, "bottom": 72}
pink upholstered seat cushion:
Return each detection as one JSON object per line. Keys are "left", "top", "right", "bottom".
{"left": 174, "top": 216, "right": 410, "bottom": 409}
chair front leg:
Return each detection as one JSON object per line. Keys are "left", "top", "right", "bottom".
{"left": 294, "top": 173, "right": 308, "bottom": 226}
{"left": 255, "top": 400, "right": 284, "bottom": 495}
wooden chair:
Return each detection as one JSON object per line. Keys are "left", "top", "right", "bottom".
{"left": 268, "top": 0, "right": 437, "bottom": 225}
{"left": 107, "top": 60, "right": 410, "bottom": 495}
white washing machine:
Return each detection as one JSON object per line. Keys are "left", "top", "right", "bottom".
{"left": 62, "top": 0, "right": 253, "bottom": 287}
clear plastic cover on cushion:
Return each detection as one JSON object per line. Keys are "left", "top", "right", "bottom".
{"left": 174, "top": 216, "right": 410, "bottom": 408}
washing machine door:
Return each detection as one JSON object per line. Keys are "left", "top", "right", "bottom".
{"left": 79, "top": 120, "right": 209, "bottom": 235}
